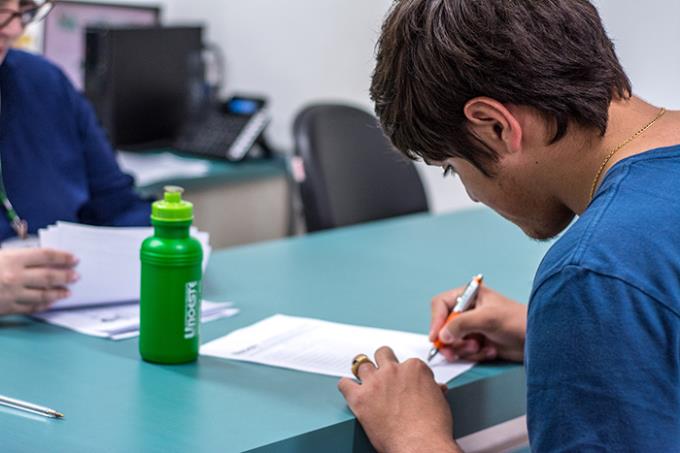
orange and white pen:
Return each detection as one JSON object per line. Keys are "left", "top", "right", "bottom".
{"left": 427, "top": 274, "right": 483, "bottom": 362}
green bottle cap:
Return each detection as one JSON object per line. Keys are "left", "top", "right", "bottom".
{"left": 151, "top": 186, "right": 193, "bottom": 222}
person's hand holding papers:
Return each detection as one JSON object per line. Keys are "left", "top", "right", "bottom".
{"left": 0, "top": 248, "right": 79, "bottom": 315}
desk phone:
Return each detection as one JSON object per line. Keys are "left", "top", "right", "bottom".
{"left": 173, "top": 96, "right": 269, "bottom": 161}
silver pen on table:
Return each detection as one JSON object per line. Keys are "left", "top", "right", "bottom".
{"left": 0, "top": 394, "right": 64, "bottom": 419}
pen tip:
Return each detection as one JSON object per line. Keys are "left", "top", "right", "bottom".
{"left": 54, "top": 412, "right": 64, "bottom": 418}
{"left": 427, "top": 348, "right": 438, "bottom": 362}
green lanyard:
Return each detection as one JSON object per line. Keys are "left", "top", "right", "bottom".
{"left": 0, "top": 159, "right": 27, "bottom": 239}
{"left": 0, "top": 82, "right": 28, "bottom": 239}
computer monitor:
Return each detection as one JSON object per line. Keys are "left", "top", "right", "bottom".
{"left": 43, "top": 1, "right": 160, "bottom": 90}
{"left": 84, "top": 26, "right": 204, "bottom": 148}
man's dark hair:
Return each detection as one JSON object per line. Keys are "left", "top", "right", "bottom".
{"left": 371, "top": 0, "right": 631, "bottom": 175}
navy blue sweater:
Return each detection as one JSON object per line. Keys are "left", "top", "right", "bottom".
{"left": 0, "top": 49, "right": 150, "bottom": 241}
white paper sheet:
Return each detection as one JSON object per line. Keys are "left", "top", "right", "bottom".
{"left": 117, "top": 151, "right": 210, "bottom": 186}
{"left": 33, "top": 300, "right": 238, "bottom": 340}
{"left": 201, "top": 314, "right": 474, "bottom": 383}
{"left": 39, "top": 222, "right": 211, "bottom": 309}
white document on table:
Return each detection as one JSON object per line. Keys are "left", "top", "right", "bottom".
{"left": 33, "top": 300, "right": 238, "bottom": 340}
{"left": 117, "top": 151, "right": 210, "bottom": 186}
{"left": 200, "top": 314, "right": 474, "bottom": 383}
{"left": 38, "top": 222, "right": 211, "bottom": 309}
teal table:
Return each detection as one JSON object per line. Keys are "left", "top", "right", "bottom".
{"left": 0, "top": 208, "right": 550, "bottom": 452}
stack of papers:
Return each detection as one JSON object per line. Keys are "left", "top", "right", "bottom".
{"left": 117, "top": 151, "right": 210, "bottom": 186}
{"left": 33, "top": 300, "right": 238, "bottom": 340}
{"left": 32, "top": 222, "right": 229, "bottom": 340}
{"left": 39, "top": 222, "right": 211, "bottom": 309}
{"left": 201, "top": 315, "right": 474, "bottom": 383}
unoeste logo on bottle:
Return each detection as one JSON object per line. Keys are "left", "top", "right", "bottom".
{"left": 184, "top": 281, "right": 200, "bottom": 339}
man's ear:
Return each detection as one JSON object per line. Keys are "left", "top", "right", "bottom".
{"left": 463, "top": 97, "right": 522, "bottom": 154}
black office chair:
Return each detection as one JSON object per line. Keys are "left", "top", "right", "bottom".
{"left": 292, "top": 103, "right": 429, "bottom": 232}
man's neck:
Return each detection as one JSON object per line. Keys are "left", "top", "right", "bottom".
{"left": 549, "top": 96, "right": 678, "bottom": 215}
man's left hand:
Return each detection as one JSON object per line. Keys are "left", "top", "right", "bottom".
{"left": 338, "top": 346, "right": 462, "bottom": 453}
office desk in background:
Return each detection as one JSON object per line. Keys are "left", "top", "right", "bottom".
{"left": 0, "top": 208, "right": 550, "bottom": 452}
{"left": 135, "top": 149, "right": 291, "bottom": 249}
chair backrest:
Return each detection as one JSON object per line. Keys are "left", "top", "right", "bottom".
{"left": 293, "top": 103, "right": 429, "bottom": 232}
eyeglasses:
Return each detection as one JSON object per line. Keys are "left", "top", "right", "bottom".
{"left": 0, "top": 0, "right": 54, "bottom": 30}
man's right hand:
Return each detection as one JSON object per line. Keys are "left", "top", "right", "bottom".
{"left": 429, "top": 285, "right": 527, "bottom": 363}
{"left": 0, "top": 248, "right": 79, "bottom": 315}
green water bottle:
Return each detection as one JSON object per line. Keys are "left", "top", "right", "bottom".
{"left": 139, "top": 186, "right": 203, "bottom": 364}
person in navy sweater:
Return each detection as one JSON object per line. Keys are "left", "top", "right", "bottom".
{"left": 0, "top": 0, "right": 150, "bottom": 315}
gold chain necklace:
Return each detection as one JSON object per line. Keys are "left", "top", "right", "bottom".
{"left": 589, "top": 107, "right": 667, "bottom": 201}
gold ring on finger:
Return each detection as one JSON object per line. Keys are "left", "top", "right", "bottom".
{"left": 351, "top": 353, "right": 375, "bottom": 380}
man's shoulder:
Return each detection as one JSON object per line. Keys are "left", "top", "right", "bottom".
{"left": 5, "top": 49, "right": 72, "bottom": 92}
{"left": 534, "top": 146, "right": 680, "bottom": 303}
{"left": 3, "top": 50, "right": 81, "bottom": 118}
{"left": 7, "top": 49, "right": 60, "bottom": 73}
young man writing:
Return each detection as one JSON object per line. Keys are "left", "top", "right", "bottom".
{"left": 338, "top": 1, "right": 680, "bottom": 451}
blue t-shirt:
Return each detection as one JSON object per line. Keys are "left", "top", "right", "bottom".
{"left": 526, "top": 145, "right": 680, "bottom": 451}
{"left": 0, "top": 50, "right": 150, "bottom": 240}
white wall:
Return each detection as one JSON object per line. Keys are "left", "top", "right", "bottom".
{"left": 593, "top": 0, "right": 680, "bottom": 109}
{"left": 68, "top": 0, "right": 680, "bottom": 214}
{"left": 162, "top": 1, "right": 387, "bottom": 147}
{"left": 158, "top": 0, "right": 475, "bottom": 213}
